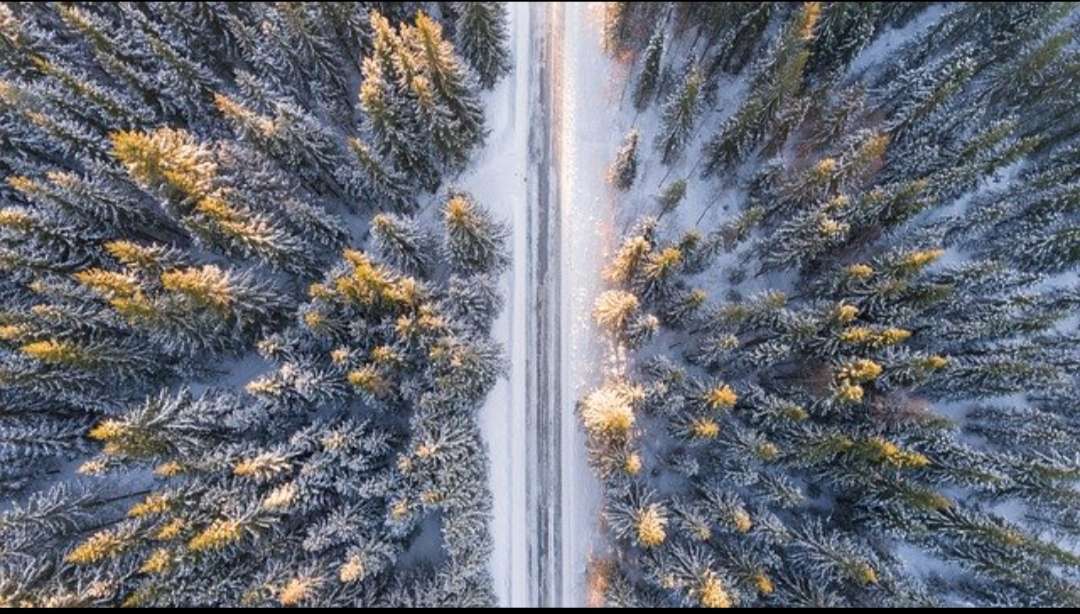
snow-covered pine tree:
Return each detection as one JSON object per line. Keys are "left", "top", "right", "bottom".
{"left": 452, "top": 2, "right": 511, "bottom": 89}
{"left": 655, "top": 62, "right": 703, "bottom": 165}
{"left": 592, "top": 1, "right": 1080, "bottom": 608}
{"left": 608, "top": 129, "right": 640, "bottom": 191}
{"left": 0, "top": 2, "right": 501, "bottom": 607}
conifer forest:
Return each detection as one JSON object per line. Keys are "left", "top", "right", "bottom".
{"left": 0, "top": 1, "right": 1078, "bottom": 609}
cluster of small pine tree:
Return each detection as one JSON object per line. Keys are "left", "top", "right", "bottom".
{"left": 591, "top": 2, "right": 1078, "bottom": 607}
{"left": 1, "top": 2, "right": 510, "bottom": 607}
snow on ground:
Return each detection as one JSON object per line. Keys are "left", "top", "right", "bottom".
{"left": 556, "top": 3, "right": 615, "bottom": 605}
{"left": 463, "top": 2, "right": 530, "bottom": 606}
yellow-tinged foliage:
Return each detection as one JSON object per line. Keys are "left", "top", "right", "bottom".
{"left": 753, "top": 572, "right": 774, "bottom": 596}
{"left": 635, "top": 504, "right": 667, "bottom": 548}
{"left": 581, "top": 382, "right": 643, "bottom": 439}
{"left": 154, "top": 518, "right": 186, "bottom": 541}
{"left": 644, "top": 247, "right": 683, "bottom": 280}
{"left": 813, "top": 156, "right": 837, "bottom": 179}
{"left": 799, "top": 1, "right": 823, "bottom": 39}
{"left": 77, "top": 458, "right": 108, "bottom": 476}
{"left": 307, "top": 282, "right": 333, "bottom": 300}
{"left": 329, "top": 347, "right": 350, "bottom": 365}
{"left": 881, "top": 327, "right": 912, "bottom": 344}
{"left": 757, "top": 441, "right": 779, "bottom": 461}
{"left": 194, "top": 195, "right": 244, "bottom": 224}
{"left": 732, "top": 508, "right": 753, "bottom": 534}
{"left": 370, "top": 345, "right": 399, "bottom": 365}
{"left": 139, "top": 548, "right": 173, "bottom": 575}
{"left": 213, "top": 92, "right": 275, "bottom": 137}
{"left": 833, "top": 328, "right": 868, "bottom": 343}
{"left": 390, "top": 498, "right": 410, "bottom": 521}
{"left": 899, "top": 248, "right": 944, "bottom": 272}
{"left": 0, "top": 323, "right": 26, "bottom": 342}
{"left": 624, "top": 452, "right": 642, "bottom": 476}
{"left": 690, "top": 418, "right": 720, "bottom": 440}
{"left": 188, "top": 518, "right": 242, "bottom": 552}
{"left": 846, "top": 263, "right": 874, "bottom": 279}
{"left": 302, "top": 310, "right": 325, "bottom": 330}
{"left": 443, "top": 194, "right": 475, "bottom": 227}
{"left": 836, "top": 381, "right": 864, "bottom": 403}
{"left": 838, "top": 359, "right": 882, "bottom": 383}
{"left": 923, "top": 355, "right": 949, "bottom": 369}
{"left": 592, "top": 289, "right": 640, "bottom": 333}
{"left": 818, "top": 217, "right": 847, "bottom": 237}
{"left": 858, "top": 437, "right": 931, "bottom": 469}
{"left": 75, "top": 268, "right": 141, "bottom": 299}
{"left": 604, "top": 235, "right": 650, "bottom": 284}
{"left": 0, "top": 207, "right": 33, "bottom": 231}
{"left": 704, "top": 384, "right": 737, "bottom": 410}
{"left": 20, "top": 339, "right": 89, "bottom": 366}
{"left": 825, "top": 194, "right": 851, "bottom": 212}
{"left": 335, "top": 250, "right": 394, "bottom": 307}
{"left": 5, "top": 175, "right": 38, "bottom": 196}
{"left": 105, "top": 240, "right": 161, "bottom": 269}
{"left": 161, "top": 265, "right": 233, "bottom": 311}
{"left": 233, "top": 452, "right": 290, "bottom": 479}
{"left": 339, "top": 556, "right": 366, "bottom": 583}
{"left": 262, "top": 482, "right": 298, "bottom": 511}
{"left": 854, "top": 562, "right": 878, "bottom": 586}
{"left": 110, "top": 127, "right": 216, "bottom": 202}
{"left": 696, "top": 571, "right": 733, "bottom": 608}
{"left": 277, "top": 576, "right": 320, "bottom": 607}
{"left": 347, "top": 365, "right": 389, "bottom": 397}
{"left": 154, "top": 461, "right": 184, "bottom": 478}
{"left": 835, "top": 303, "right": 859, "bottom": 323}
{"left": 386, "top": 276, "right": 423, "bottom": 307}
{"left": 839, "top": 326, "right": 911, "bottom": 347}
{"left": 128, "top": 493, "right": 172, "bottom": 518}
{"left": 66, "top": 529, "right": 130, "bottom": 565}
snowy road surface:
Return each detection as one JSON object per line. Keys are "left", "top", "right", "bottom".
{"left": 472, "top": 2, "right": 611, "bottom": 607}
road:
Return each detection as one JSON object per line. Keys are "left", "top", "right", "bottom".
{"left": 477, "top": 3, "right": 609, "bottom": 607}
{"left": 530, "top": 3, "right": 563, "bottom": 607}
{"left": 534, "top": 3, "right": 610, "bottom": 607}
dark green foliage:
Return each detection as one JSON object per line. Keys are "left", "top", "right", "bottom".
{"left": 0, "top": 1, "right": 500, "bottom": 607}
{"left": 592, "top": 1, "right": 1080, "bottom": 608}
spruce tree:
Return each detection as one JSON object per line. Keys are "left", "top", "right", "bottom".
{"left": 633, "top": 27, "right": 664, "bottom": 111}
{"left": 608, "top": 129, "right": 640, "bottom": 191}
{"left": 655, "top": 63, "right": 702, "bottom": 165}
{"left": 453, "top": 2, "right": 511, "bottom": 89}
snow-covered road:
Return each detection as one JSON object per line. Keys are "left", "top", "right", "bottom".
{"left": 472, "top": 3, "right": 613, "bottom": 607}
{"left": 554, "top": 2, "right": 614, "bottom": 607}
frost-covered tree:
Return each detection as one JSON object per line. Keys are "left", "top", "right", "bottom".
{"left": 633, "top": 27, "right": 664, "bottom": 111}
{"left": 0, "top": 2, "right": 501, "bottom": 607}
{"left": 608, "top": 129, "right": 640, "bottom": 191}
{"left": 453, "top": 2, "right": 511, "bottom": 89}
{"left": 590, "top": 1, "right": 1080, "bottom": 608}
{"left": 655, "top": 63, "right": 702, "bottom": 165}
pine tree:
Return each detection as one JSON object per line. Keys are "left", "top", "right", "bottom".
{"left": 0, "top": 3, "right": 502, "bottom": 606}
{"left": 453, "top": 2, "right": 511, "bottom": 89}
{"left": 633, "top": 27, "right": 664, "bottom": 111}
{"left": 442, "top": 191, "right": 509, "bottom": 276}
{"left": 655, "top": 63, "right": 702, "bottom": 165}
{"left": 608, "top": 129, "right": 639, "bottom": 191}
